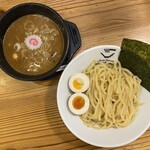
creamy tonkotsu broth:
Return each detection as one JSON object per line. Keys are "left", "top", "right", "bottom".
{"left": 3, "top": 14, "right": 64, "bottom": 75}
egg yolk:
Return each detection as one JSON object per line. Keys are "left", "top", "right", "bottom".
{"left": 73, "top": 96, "right": 85, "bottom": 109}
{"left": 73, "top": 78, "right": 83, "bottom": 90}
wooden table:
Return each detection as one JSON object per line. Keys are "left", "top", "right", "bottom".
{"left": 0, "top": 0, "right": 150, "bottom": 149}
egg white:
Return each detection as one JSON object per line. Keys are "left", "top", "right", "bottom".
{"left": 68, "top": 93, "right": 89, "bottom": 115}
{"left": 69, "top": 73, "right": 89, "bottom": 93}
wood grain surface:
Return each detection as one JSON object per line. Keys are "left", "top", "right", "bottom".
{"left": 0, "top": 0, "right": 150, "bottom": 149}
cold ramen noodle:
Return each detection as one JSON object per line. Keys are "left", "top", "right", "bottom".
{"left": 68, "top": 61, "right": 141, "bottom": 129}
{"left": 3, "top": 14, "right": 64, "bottom": 75}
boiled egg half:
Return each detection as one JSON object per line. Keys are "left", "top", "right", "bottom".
{"left": 69, "top": 73, "right": 89, "bottom": 93}
{"left": 68, "top": 93, "right": 89, "bottom": 115}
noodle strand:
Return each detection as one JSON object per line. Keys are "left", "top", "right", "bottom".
{"left": 80, "top": 61, "right": 141, "bottom": 129}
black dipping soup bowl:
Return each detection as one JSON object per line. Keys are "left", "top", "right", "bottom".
{"left": 0, "top": 3, "right": 81, "bottom": 81}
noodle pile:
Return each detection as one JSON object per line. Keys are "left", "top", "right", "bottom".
{"left": 80, "top": 60, "right": 141, "bottom": 129}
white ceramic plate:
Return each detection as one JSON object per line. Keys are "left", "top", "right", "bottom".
{"left": 57, "top": 45, "right": 150, "bottom": 148}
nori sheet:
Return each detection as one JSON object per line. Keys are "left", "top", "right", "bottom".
{"left": 119, "top": 38, "right": 150, "bottom": 92}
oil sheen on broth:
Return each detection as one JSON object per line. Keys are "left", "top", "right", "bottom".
{"left": 3, "top": 14, "right": 64, "bottom": 75}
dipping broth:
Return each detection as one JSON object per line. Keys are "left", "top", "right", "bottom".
{"left": 3, "top": 14, "right": 64, "bottom": 75}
